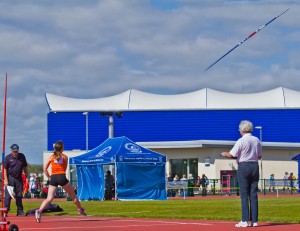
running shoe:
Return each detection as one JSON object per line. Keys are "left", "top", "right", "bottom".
{"left": 248, "top": 222, "right": 258, "bottom": 227}
{"left": 235, "top": 221, "right": 248, "bottom": 228}
{"left": 35, "top": 210, "right": 42, "bottom": 223}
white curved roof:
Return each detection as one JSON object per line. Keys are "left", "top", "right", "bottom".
{"left": 45, "top": 87, "right": 300, "bottom": 112}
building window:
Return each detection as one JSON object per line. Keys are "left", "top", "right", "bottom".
{"left": 169, "top": 158, "right": 198, "bottom": 182}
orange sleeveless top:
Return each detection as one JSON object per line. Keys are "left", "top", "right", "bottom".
{"left": 50, "top": 153, "right": 68, "bottom": 175}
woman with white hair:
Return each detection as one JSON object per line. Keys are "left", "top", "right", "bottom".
{"left": 221, "top": 120, "right": 262, "bottom": 228}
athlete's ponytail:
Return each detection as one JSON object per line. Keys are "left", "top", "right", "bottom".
{"left": 53, "top": 140, "right": 64, "bottom": 160}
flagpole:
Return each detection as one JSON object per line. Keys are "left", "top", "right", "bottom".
{"left": 2, "top": 73, "right": 8, "bottom": 209}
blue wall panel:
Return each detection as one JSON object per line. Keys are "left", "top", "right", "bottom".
{"left": 47, "top": 109, "right": 300, "bottom": 151}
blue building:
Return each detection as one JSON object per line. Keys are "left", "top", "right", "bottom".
{"left": 45, "top": 87, "right": 299, "bottom": 190}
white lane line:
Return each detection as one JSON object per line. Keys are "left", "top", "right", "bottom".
{"left": 21, "top": 222, "right": 211, "bottom": 230}
{"left": 42, "top": 217, "right": 213, "bottom": 225}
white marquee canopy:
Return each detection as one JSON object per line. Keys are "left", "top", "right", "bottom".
{"left": 45, "top": 87, "right": 300, "bottom": 112}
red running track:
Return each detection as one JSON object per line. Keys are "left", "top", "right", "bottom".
{"left": 4, "top": 215, "right": 300, "bottom": 231}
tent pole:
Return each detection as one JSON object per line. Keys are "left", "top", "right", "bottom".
{"left": 114, "top": 162, "right": 117, "bottom": 200}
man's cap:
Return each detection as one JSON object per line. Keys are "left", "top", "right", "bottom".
{"left": 10, "top": 144, "right": 19, "bottom": 151}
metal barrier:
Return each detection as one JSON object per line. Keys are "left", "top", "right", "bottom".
{"left": 263, "top": 179, "right": 299, "bottom": 195}
{"left": 167, "top": 181, "right": 188, "bottom": 198}
{"left": 167, "top": 178, "right": 299, "bottom": 197}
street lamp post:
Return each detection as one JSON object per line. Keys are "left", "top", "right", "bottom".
{"left": 255, "top": 126, "right": 263, "bottom": 191}
{"left": 100, "top": 112, "right": 123, "bottom": 138}
{"left": 83, "top": 112, "right": 89, "bottom": 151}
{"left": 109, "top": 115, "right": 114, "bottom": 138}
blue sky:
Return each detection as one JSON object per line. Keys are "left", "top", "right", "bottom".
{"left": 0, "top": 0, "right": 299, "bottom": 164}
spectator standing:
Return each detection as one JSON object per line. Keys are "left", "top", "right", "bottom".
{"left": 205, "top": 176, "right": 210, "bottom": 192}
{"left": 29, "top": 174, "right": 36, "bottom": 199}
{"left": 41, "top": 183, "right": 48, "bottom": 198}
{"left": 22, "top": 173, "right": 29, "bottom": 198}
{"left": 200, "top": 174, "right": 208, "bottom": 196}
{"left": 196, "top": 176, "right": 201, "bottom": 187}
{"left": 180, "top": 175, "right": 188, "bottom": 197}
{"left": 283, "top": 172, "right": 289, "bottom": 191}
{"left": 288, "top": 173, "right": 296, "bottom": 191}
{"left": 167, "top": 172, "right": 174, "bottom": 182}
{"left": 221, "top": 120, "right": 262, "bottom": 228}
{"left": 180, "top": 175, "right": 187, "bottom": 181}
{"left": 167, "top": 173, "right": 175, "bottom": 197}
{"left": 35, "top": 173, "right": 41, "bottom": 191}
{"left": 269, "top": 174, "right": 275, "bottom": 192}
{"left": 173, "top": 175, "right": 179, "bottom": 196}
{"left": 292, "top": 174, "right": 297, "bottom": 191}
{"left": 188, "top": 174, "right": 194, "bottom": 196}
{"left": 104, "top": 170, "right": 114, "bottom": 200}
{"left": 196, "top": 176, "right": 201, "bottom": 193}
{"left": 4, "top": 144, "right": 29, "bottom": 216}
{"left": 173, "top": 175, "right": 179, "bottom": 181}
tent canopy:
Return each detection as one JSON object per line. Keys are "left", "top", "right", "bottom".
{"left": 291, "top": 154, "right": 300, "bottom": 193}
{"left": 70, "top": 136, "right": 166, "bottom": 165}
{"left": 291, "top": 154, "right": 300, "bottom": 161}
{"left": 69, "top": 136, "right": 167, "bottom": 200}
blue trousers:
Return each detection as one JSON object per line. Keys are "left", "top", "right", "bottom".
{"left": 237, "top": 162, "right": 259, "bottom": 223}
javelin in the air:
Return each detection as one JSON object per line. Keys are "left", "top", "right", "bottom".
{"left": 205, "top": 8, "right": 289, "bottom": 71}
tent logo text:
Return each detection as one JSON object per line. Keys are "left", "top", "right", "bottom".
{"left": 125, "top": 143, "right": 142, "bottom": 153}
{"left": 96, "top": 146, "right": 112, "bottom": 157}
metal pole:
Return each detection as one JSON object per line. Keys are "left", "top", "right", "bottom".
{"left": 259, "top": 129, "right": 263, "bottom": 191}
{"left": 2, "top": 74, "right": 8, "bottom": 213}
{"left": 255, "top": 126, "right": 263, "bottom": 192}
{"left": 86, "top": 113, "right": 88, "bottom": 151}
{"left": 298, "top": 158, "right": 300, "bottom": 193}
{"left": 83, "top": 112, "right": 88, "bottom": 151}
{"left": 109, "top": 115, "right": 114, "bottom": 138}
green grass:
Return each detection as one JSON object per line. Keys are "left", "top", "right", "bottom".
{"left": 11, "top": 196, "right": 300, "bottom": 223}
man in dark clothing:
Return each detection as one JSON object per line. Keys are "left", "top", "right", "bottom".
{"left": 167, "top": 173, "right": 175, "bottom": 197}
{"left": 4, "top": 144, "right": 29, "bottom": 216}
{"left": 167, "top": 172, "right": 174, "bottom": 182}
{"left": 201, "top": 174, "right": 208, "bottom": 196}
{"left": 105, "top": 170, "right": 114, "bottom": 200}
{"left": 35, "top": 173, "right": 41, "bottom": 191}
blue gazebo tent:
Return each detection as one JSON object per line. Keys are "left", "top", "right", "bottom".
{"left": 69, "top": 136, "right": 167, "bottom": 200}
{"left": 291, "top": 154, "right": 300, "bottom": 193}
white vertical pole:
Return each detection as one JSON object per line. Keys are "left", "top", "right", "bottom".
{"left": 83, "top": 112, "right": 89, "bottom": 151}
{"left": 255, "top": 126, "right": 263, "bottom": 191}
{"left": 114, "top": 162, "right": 117, "bottom": 200}
{"left": 109, "top": 115, "right": 114, "bottom": 138}
{"left": 86, "top": 113, "right": 88, "bottom": 151}
{"left": 259, "top": 128, "right": 263, "bottom": 191}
